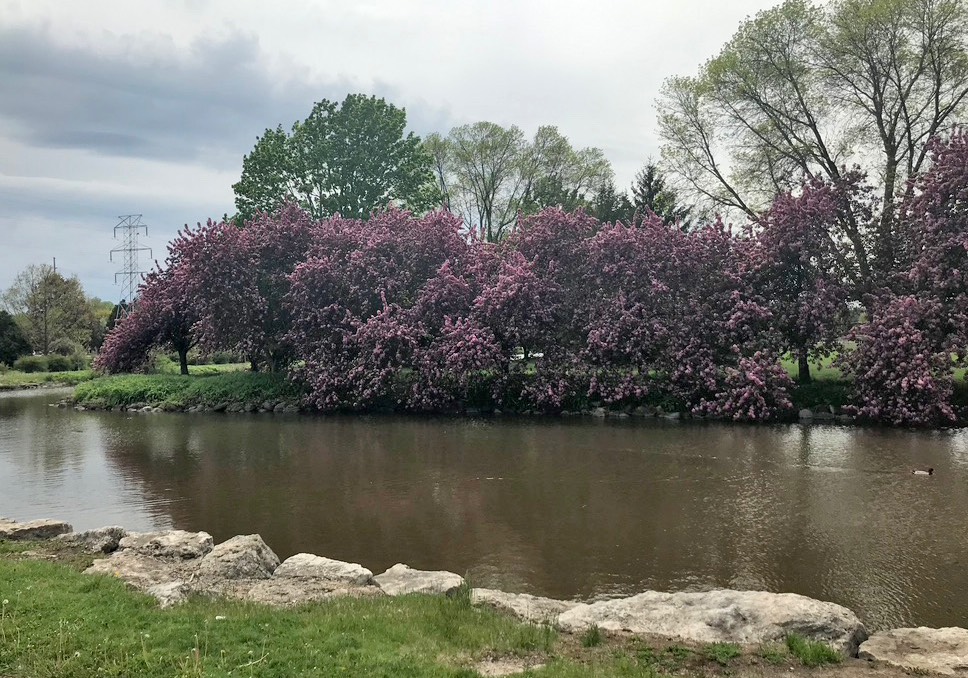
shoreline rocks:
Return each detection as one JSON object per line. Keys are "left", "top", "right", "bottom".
{"left": 557, "top": 589, "right": 868, "bottom": 656}
{"left": 471, "top": 588, "right": 579, "bottom": 625}
{"left": 62, "top": 392, "right": 877, "bottom": 427}
{"left": 0, "top": 517, "right": 72, "bottom": 540}
{"left": 374, "top": 563, "right": 465, "bottom": 597}
{"left": 859, "top": 627, "right": 968, "bottom": 675}
{"left": 3, "top": 516, "right": 966, "bottom": 671}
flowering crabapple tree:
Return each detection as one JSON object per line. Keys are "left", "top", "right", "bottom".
{"left": 752, "top": 178, "right": 851, "bottom": 383}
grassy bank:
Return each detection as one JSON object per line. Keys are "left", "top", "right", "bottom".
{"left": 72, "top": 371, "right": 304, "bottom": 411}
{"left": 0, "top": 542, "right": 860, "bottom": 678}
{"left": 0, "top": 369, "right": 96, "bottom": 391}
{"left": 71, "top": 369, "right": 857, "bottom": 419}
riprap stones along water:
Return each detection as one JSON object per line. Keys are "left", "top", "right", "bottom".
{"left": 5, "top": 516, "right": 966, "bottom": 669}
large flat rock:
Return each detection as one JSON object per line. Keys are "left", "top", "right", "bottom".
{"left": 859, "top": 627, "right": 968, "bottom": 675}
{"left": 0, "top": 517, "right": 72, "bottom": 541}
{"left": 274, "top": 553, "right": 374, "bottom": 586}
{"left": 374, "top": 563, "right": 464, "bottom": 597}
{"left": 556, "top": 589, "right": 867, "bottom": 656}
{"left": 471, "top": 588, "right": 578, "bottom": 625}
{"left": 118, "top": 530, "right": 213, "bottom": 560}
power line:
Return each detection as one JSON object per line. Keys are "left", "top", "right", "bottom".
{"left": 110, "top": 214, "right": 152, "bottom": 317}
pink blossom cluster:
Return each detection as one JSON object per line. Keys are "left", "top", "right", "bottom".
{"left": 838, "top": 133, "right": 968, "bottom": 425}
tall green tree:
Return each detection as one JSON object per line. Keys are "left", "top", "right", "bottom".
{"left": 631, "top": 162, "right": 693, "bottom": 228}
{"left": 0, "top": 310, "right": 31, "bottom": 366}
{"left": 428, "top": 123, "right": 612, "bottom": 242}
{"left": 657, "top": 0, "right": 968, "bottom": 295}
{"left": 233, "top": 94, "right": 439, "bottom": 221}
{"left": 1, "top": 265, "right": 95, "bottom": 354}
{"left": 589, "top": 179, "right": 634, "bottom": 224}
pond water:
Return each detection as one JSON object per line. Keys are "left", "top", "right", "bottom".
{"left": 2, "top": 388, "right": 967, "bottom": 630}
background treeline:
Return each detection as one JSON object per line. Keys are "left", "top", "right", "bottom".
{"left": 96, "top": 130, "right": 968, "bottom": 425}
{"left": 0, "top": 265, "right": 118, "bottom": 371}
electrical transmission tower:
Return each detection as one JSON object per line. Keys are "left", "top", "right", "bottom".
{"left": 110, "top": 214, "right": 152, "bottom": 317}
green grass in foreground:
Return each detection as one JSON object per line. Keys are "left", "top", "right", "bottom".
{"left": 0, "top": 558, "right": 562, "bottom": 678}
{"left": 0, "top": 369, "right": 96, "bottom": 390}
{"left": 72, "top": 371, "right": 305, "bottom": 410}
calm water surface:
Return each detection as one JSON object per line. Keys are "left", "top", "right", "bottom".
{"left": 2, "top": 388, "right": 968, "bottom": 630}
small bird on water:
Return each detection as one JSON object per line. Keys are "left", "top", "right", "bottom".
{"left": 912, "top": 468, "right": 934, "bottom": 476}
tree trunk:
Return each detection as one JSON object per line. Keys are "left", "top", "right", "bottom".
{"left": 250, "top": 359, "right": 259, "bottom": 373}
{"left": 177, "top": 348, "right": 189, "bottom": 376}
{"left": 797, "top": 346, "right": 812, "bottom": 384}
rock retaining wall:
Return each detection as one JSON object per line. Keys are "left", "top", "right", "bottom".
{"left": 2, "top": 516, "right": 964, "bottom": 672}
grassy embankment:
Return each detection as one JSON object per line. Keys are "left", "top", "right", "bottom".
{"left": 0, "top": 363, "right": 250, "bottom": 394}
{"left": 72, "top": 368, "right": 302, "bottom": 411}
{"left": 0, "top": 540, "right": 851, "bottom": 678}
{"left": 0, "top": 369, "right": 96, "bottom": 391}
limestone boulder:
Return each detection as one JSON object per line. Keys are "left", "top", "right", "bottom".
{"left": 146, "top": 581, "right": 192, "bottom": 608}
{"left": 118, "top": 530, "right": 213, "bottom": 560}
{"left": 245, "top": 578, "right": 385, "bottom": 607}
{"left": 274, "top": 553, "right": 374, "bottom": 586}
{"left": 471, "top": 588, "right": 578, "bottom": 625}
{"left": 85, "top": 550, "right": 193, "bottom": 592}
{"left": 0, "top": 517, "right": 72, "bottom": 541}
{"left": 197, "top": 534, "right": 279, "bottom": 581}
{"left": 374, "top": 563, "right": 464, "bottom": 597}
{"left": 56, "top": 526, "right": 126, "bottom": 553}
{"left": 556, "top": 589, "right": 867, "bottom": 656}
{"left": 859, "top": 627, "right": 968, "bottom": 675}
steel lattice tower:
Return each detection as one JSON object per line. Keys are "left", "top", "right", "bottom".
{"left": 110, "top": 214, "right": 152, "bottom": 317}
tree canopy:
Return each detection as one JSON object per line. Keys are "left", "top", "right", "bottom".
{"left": 1, "top": 265, "right": 98, "bottom": 354}
{"left": 426, "top": 123, "right": 612, "bottom": 242}
{"left": 657, "top": 0, "right": 968, "bottom": 295}
{"left": 233, "top": 94, "right": 439, "bottom": 222}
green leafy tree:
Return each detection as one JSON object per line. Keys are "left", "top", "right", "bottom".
{"left": 233, "top": 94, "right": 439, "bottom": 221}
{"left": 428, "top": 123, "right": 613, "bottom": 242}
{"left": 657, "top": 0, "right": 968, "bottom": 295}
{"left": 0, "top": 309, "right": 31, "bottom": 366}
{"left": 1, "top": 265, "right": 96, "bottom": 354}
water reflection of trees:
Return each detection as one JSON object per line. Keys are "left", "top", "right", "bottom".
{"left": 98, "top": 414, "right": 968, "bottom": 630}
{"left": 0, "top": 393, "right": 105, "bottom": 475}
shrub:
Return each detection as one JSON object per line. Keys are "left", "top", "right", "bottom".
{"left": 46, "top": 354, "right": 73, "bottom": 372}
{"left": 49, "top": 338, "right": 84, "bottom": 357}
{"left": 14, "top": 355, "right": 47, "bottom": 373}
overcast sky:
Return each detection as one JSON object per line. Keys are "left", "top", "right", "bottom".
{"left": 1, "top": 0, "right": 777, "bottom": 302}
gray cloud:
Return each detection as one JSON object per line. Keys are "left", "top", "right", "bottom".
{"left": 0, "top": 24, "right": 451, "bottom": 168}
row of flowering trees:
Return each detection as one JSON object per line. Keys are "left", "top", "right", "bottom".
{"left": 98, "top": 134, "right": 968, "bottom": 425}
